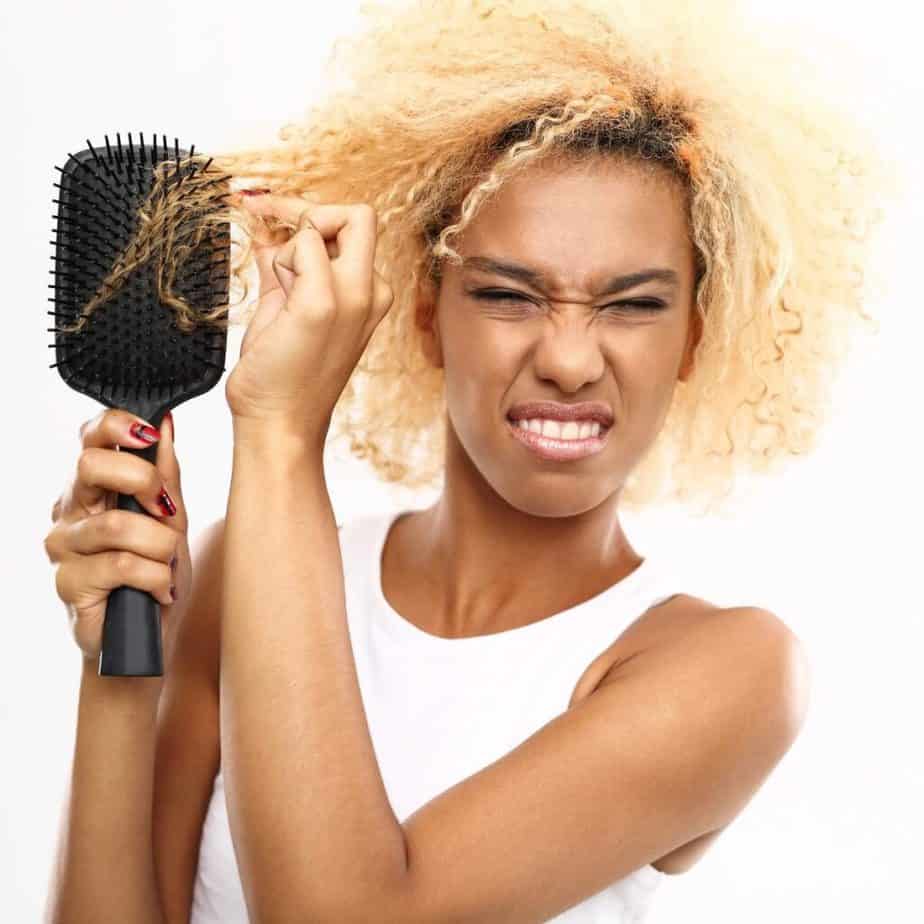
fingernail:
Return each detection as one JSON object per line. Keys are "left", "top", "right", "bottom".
{"left": 241, "top": 188, "right": 270, "bottom": 197}
{"left": 130, "top": 421, "right": 161, "bottom": 443}
{"left": 157, "top": 486, "right": 177, "bottom": 517}
{"left": 165, "top": 410, "right": 175, "bottom": 442}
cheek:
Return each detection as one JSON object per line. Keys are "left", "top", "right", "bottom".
{"left": 441, "top": 318, "right": 513, "bottom": 396}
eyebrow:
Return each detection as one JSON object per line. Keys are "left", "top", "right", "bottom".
{"left": 461, "top": 255, "right": 680, "bottom": 295}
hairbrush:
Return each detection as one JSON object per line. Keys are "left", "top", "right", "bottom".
{"left": 49, "top": 132, "right": 231, "bottom": 677}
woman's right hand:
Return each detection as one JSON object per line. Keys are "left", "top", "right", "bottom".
{"left": 43, "top": 408, "right": 190, "bottom": 671}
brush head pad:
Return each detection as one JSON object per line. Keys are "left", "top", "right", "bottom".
{"left": 49, "top": 132, "right": 231, "bottom": 425}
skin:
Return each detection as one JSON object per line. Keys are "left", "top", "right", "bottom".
{"left": 211, "top": 184, "right": 806, "bottom": 920}
{"left": 384, "top": 155, "right": 703, "bottom": 640}
{"left": 377, "top": 157, "right": 740, "bottom": 880}
{"left": 43, "top": 159, "right": 801, "bottom": 924}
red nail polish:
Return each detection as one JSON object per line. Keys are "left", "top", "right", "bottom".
{"left": 241, "top": 188, "right": 270, "bottom": 196}
{"left": 165, "top": 410, "right": 175, "bottom": 442}
{"left": 157, "top": 487, "right": 177, "bottom": 517}
{"left": 130, "top": 421, "right": 161, "bottom": 443}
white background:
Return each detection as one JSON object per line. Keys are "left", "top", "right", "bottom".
{"left": 3, "top": 1, "right": 921, "bottom": 921}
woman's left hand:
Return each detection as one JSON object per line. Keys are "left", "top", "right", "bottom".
{"left": 225, "top": 193, "right": 394, "bottom": 451}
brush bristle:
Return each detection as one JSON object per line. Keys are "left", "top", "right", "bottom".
{"left": 48, "top": 132, "right": 231, "bottom": 422}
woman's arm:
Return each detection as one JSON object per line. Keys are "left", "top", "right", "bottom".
{"left": 46, "top": 519, "right": 227, "bottom": 924}
{"left": 219, "top": 439, "right": 409, "bottom": 921}
{"left": 45, "top": 663, "right": 165, "bottom": 924}
{"left": 152, "top": 519, "right": 224, "bottom": 922}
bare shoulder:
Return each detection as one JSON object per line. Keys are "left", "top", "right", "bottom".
{"left": 571, "top": 596, "right": 811, "bottom": 876}
{"left": 569, "top": 593, "right": 720, "bottom": 708}
{"left": 572, "top": 594, "right": 808, "bottom": 705}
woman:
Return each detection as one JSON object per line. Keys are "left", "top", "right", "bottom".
{"left": 44, "top": 1, "right": 892, "bottom": 921}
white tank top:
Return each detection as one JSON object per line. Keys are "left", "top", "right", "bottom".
{"left": 191, "top": 506, "right": 679, "bottom": 923}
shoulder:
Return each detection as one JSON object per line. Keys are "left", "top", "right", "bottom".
{"left": 604, "top": 599, "right": 812, "bottom": 742}
{"left": 578, "top": 595, "right": 810, "bottom": 728}
{"left": 570, "top": 597, "right": 810, "bottom": 876}
{"left": 720, "top": 605, "right": 813, "bottom": 733}
{"left": 610, "top": 603, "right": 810, "bottom": 831}
{"left": 697, "top": 603, "right": 811, "bottom": 710}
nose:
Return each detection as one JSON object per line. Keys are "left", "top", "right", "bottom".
{"left": 530, "top": 311, "right": 606, "bottom": 392}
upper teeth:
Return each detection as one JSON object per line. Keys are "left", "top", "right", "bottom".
{"left": 514, "top": 418, "right": 602, "bottom": 440}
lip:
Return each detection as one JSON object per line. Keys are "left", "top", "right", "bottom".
{"left": 505, "top": 417, "right": 611, "bottom": 462}
{"left": 506, "top": 400, "right": 614, "bottom": 428}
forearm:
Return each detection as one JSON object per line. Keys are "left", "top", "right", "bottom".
{"left": 45, "top": 661, "right": 165, "bottom": 924}
{"left": 219, "top": 430, "right": 407, "bottom": 919}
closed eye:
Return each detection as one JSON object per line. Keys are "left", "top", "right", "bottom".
{"left": 469, "top": 289, "right": 666, "bottom": 312}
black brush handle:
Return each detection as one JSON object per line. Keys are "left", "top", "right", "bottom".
{"left": 99, "top": 440, "right": 164, "bottom": 677}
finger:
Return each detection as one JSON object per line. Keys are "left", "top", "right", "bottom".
{"left": 46, "top": 508, "right": 179, "bottom": 568}
{"left": 57, "top": 549, "right": 175, "bottom": 610}
{"left": 238, "top": 194, "right": 352, "bottom": 242}
{"left": 62, "top": 410, "right": 167, "bottom": 522}
{"left": 272, "top": 225, "right": 339, "bottom": 323}
{"left": 154, "top": 411, "right": 188, "bottom": 534}
{"left": 252, "top": 237, "right": 285, "bottom": 299}
{"left": 79, "top": 408, "right": 163, "bottom": 451}
{"left": 70, "top": 447, "right": 176, "bottom": 521}
{"left": 329, "top": 204, "right": 378, "bottom": 312}
{"left": 362, "top": 269, "right": 396, "bottom": 341}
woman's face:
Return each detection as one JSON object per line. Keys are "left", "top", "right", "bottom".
{"left": 420, "top": 156, "right": 701, "bottom": 517}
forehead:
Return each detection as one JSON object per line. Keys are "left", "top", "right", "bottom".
{"left": 456, "top": 159, "right": 692, "bottom": 290}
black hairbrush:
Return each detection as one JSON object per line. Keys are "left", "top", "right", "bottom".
{"left": 49, "top": 132, "right": 231, "bottom": 677}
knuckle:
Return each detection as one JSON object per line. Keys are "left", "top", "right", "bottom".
{"left": 353, "top": 202, "right": 377, "bottom": 224}
{"left": 100, "top": 509, "right": 128, "bottom": 541}
{"left": 43, "top": 529, "right": 59, "bottom": 563}
{"left": 375, "top": 279, "right": 394, "bottom": 311}
{"left": 75, "top": 448, "right": 96, "bottom": 483}
{"left": 54, "top": 563, "right": 68, "bottom": 602}
{"left": 110, "top": 549, "right": 134, "bottom": 576}
{"left": 78, "top": 409, "right": 109, "bottom": 443}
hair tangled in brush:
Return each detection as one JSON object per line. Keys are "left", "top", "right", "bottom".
{"left": 66, "top": 0, "right": 902, "bottom": 515}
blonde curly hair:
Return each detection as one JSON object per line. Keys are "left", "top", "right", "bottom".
{"left": 64, "top": 0, "right": 902, "bottom": 516}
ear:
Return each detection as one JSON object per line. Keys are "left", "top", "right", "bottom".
{"left": 678, "top": 304, "right": 704, "bottom": 383}
{"left": 415, "top": 274, "right": 444, "bottom": 370}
